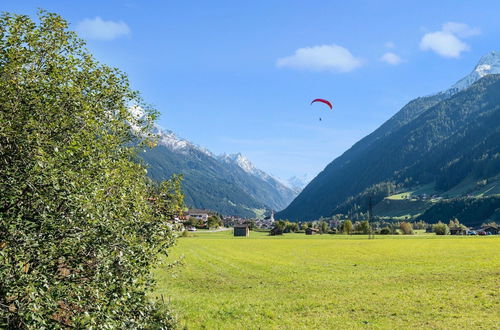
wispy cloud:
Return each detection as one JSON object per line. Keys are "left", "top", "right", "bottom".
{"left": 420, "top": 22, "right": 480, "bottom": 58}
{"left": 441, "top": 22, "right": 480, "bottom": 38}
{"left": 384, "top": 42, "right": 395, "bottom": 49}
{"left": 76, "top": 17, "right": 131, "bottom": 40}
{"left": 380, "top": 52, "right": 403, "bottom": 65}
{"left": 276, "top": 44, "right": 363, "bottom": 73}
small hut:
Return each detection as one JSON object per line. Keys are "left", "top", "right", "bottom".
{"left": 234, "top": 224, "right": 249, "bottom": 237}
{"left": 270, "top": 227, "right": 283, "bottom": 236}
{"left": 305, "top": 228, "right": 319, "bottom": 235}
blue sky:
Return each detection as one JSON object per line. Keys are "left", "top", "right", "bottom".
{"left": 4, "top": 1, "right": 500, "bottom": 182}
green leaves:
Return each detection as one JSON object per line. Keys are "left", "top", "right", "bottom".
{"left": 0, "top": 11, "right": 178, "bottom": 328}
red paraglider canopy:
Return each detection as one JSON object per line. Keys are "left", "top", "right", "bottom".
{"left": 310, "top": 98, "right": 333, "bottom": 109}
{"left": 311, "top": 99, "right": 333, "bottom": 109}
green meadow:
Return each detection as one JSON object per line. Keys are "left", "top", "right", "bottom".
{"left": 155, "top": 231, "right": 499, "bottom": 329}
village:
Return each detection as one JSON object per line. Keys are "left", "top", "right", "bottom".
{"left": 171, "top": 208, "right": 499, "bottom": 237}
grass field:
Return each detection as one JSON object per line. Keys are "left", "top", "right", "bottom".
{"left": 155, "top": 231, "right": 500, "bottom": 329}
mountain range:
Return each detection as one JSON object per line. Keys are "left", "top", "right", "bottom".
{"left": 140, "top": 127, "right": 298, "bottom": 218}
{"left": 277, "top": 51, "right": 500, "bottom": 225}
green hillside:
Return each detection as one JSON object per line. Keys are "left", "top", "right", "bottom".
{"left": 416, "top": 195, "right": 500, "bottom": 226}
{"left": 374, "top": 177, "right": 500, "bottom": 220}
{"left": 142, "top": 145, "right": 265, "bottom": 218}
{"left": 373, "top": 199, "right": 431, "bottom": 218}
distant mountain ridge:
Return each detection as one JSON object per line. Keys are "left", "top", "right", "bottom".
{"left": 445, "top": 51, "right": 500, "bottom": 95}
{"left": 154, "top": 127, "right": 213, "bottom": 157}
{"left": 285, "top": 175, "right": 310, "bottom": 193}
{"left": 277, "top": 52, "right": 500, "bottom": 223}
{"left": 141, "top": 126, "right": 297, "bottom": 217}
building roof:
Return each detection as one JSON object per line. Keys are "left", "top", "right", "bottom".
{"left": 234, "top": 224, "right": 249, "bottom": 228}
{"left": 188, "top": 209, "right": 210, "bottom": 214}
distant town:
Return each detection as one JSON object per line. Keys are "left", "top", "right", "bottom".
{"left": 171, "top": 208, "right": 498, "bottom": 237}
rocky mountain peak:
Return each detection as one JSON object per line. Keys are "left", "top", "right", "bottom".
{"left": 446, "top": 51, "right": 500, "bottom": 94}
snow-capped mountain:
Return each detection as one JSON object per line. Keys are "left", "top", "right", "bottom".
{"left": 218, "top": 153, "right": 271, "bottom": 180}
{"left": 219, "top": 153, "right": 256, "bottom": 173}
{"left": 286, "top": 175, "right": 310, "bottom": 193}
{"left": 140, "top": 127, "right": 298, "bottom": 217}
{"left": 445, "top": 51, "right": 500, "bottom": 95}
{"left": 153, "top": 126, "right": 213, "bottom": 157}
{"left": 218, "top": 152, "right": 297, "bottom": 200}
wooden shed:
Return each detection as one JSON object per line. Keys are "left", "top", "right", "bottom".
{"left": 305, "top": 228, "right": 319, "bottom": 235}
{"left": 234, "top": 224, "right": 249, "bottom": 237}
{"left": 270, "top": 227, "right": 283, "bottom": 236}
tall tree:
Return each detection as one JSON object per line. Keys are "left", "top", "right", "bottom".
{"left": 342, "top": 220, "right": 353, "bottom": 234}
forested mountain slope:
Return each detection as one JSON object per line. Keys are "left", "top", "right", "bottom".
{"left": 277, "top": 72, "right": 500, "bottom": 221}
{"left": 141, "top": 129, "right": 297, "bottom": 218}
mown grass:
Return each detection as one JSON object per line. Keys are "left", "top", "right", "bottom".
{"left": 155, "top": 231, "right": 499, "bottom": 329}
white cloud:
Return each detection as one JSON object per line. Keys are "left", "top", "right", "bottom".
{"left": 380, "top": 52, "right": 403, "bottom": 65}
{"left": 276, "top": 44, "right": 363, "bottom": 73}
{"left": 420, "top": 31, "right": 468, "bottom": 58}
{"left": 76, "top": 17, "right": 130, "bottom": 40}
{"left": 442, "top": 22, "right": 481, "bottom": 37}
{"left": 420, "top": 22, "right": 480, "bottom": 58}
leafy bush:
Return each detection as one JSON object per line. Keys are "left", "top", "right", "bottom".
{"left": 207, "top": 215, "right": 222, "bottom": 229}
{"left": 354, "top": 221, "right": 370, "bottom": 234}
{"left": 448, "top": 218, "right": 467, "bottom": 234}
{"left": 380, "top": 228, "right": 391, "bottom": 235}
{"left": 399, "top": 222, "right": 414, "bottom": 235}
{"left": 286, "top": 222, "right": 300, "bottom": 233}
{"left": 184, "top": 217, "right": 206, "bottom": 229}
{"left": 341, "top": 220, "right": 353, "bottom": 234}
{"left": 0, "top": 11, "right": 180, "bottom": 328}
{"left": 412, "top": 220, "right": 428, "bottom": 230}
{"left": 433, "top": 222, "right": 450, "bottom": 235}
{"left": 319, "top": 221, "right": 329, "bottom": 234}
{"left": 482, "top": 222, "right": 498, "bottom": 228}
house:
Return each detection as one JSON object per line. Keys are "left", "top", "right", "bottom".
{"left": 223, "top": 216, "right": 247, "bottom": 227}
{"left": 481, "top": 225, "right": 498, "bottom": 235}
{"left": 305, "top": 228, "right": 319, "bottom": 235}
{"left": 450, "top": 227, "right": 467, "bottom": 235}
{"left": 178, "top": 212, "right": 189, "bottom": 221}
{"left": 188, "top": 209, "right": 210, "bottom": 223}
{"left": 234, "top": 224, "right": 249, "bottom": 237}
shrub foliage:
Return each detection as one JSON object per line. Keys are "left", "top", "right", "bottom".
{"left": 399, "top": 222, "right": 414, "bottom": 235}
{"left": 432, "top": 222, "right": 450, "bottom": 235}
{"left": 0, "top": 11, "right": 180, "bottom": 328}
